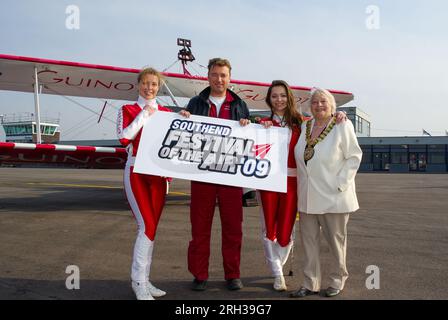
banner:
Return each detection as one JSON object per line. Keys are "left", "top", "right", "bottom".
{"left": 133, "top": 112, "right": 289, "bottom": 192}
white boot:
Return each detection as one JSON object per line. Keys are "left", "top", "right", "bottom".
{"left": 271, "top": 241, "right": 293, "bottom": 291}
{"left": 273, "top": 275, "right": 287, "bottom": 291}
{"left": 262, "top": 237, "right": 283, "bottom": 276}
{"left": 132, "top": 233, "right": 153, "bottom": 283}
{"left": 144, "top": 238, "right": 166, "bottom": 297}
{"left": 275, "top": 240, "right": 293, "bottom": 267}
{"left": 132, "top": 281, "right": 154, "bottom": 300}
{"left": 147, "top": 282, "right": 166, "bottom": 297}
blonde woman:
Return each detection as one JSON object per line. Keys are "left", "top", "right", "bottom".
{"left": 117, "top": 68, "right": 171, "bottom": 300}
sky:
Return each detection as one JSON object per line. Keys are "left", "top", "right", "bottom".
{"left": 1, "top": 0, "right": 447, "bottom": 141}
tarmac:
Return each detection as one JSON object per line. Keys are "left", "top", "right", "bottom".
{"left": 0, "top": 167, "right": 447, "bottom": 300}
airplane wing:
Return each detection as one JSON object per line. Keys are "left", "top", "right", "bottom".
{"left": 0, "top": 54, "right": 354, "bottom": 169}
{"left": 0, "top": 54, "right": 354, "bottom": 110}
{"left": 163, "top": 73, "right": 354, "bottom": 112}
{"left": 0, "top": 142, "right": 127, "bottom": 169}
{"left": 0, "top": 54, "right": 142, "bottom": 101}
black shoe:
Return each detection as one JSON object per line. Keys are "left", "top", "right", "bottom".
{"left": 324, "top": 287, "right": 341, "bottom": 297}
{"left": 226, "top": 278, "right": 243, "bottom": 291}
{"left": 242, "top": 191, "right": 258, "bottom": 207}
{"left": 192, "top": 278, "right": 207, "bottom": 291}
{"left": 289, "top": 286, "right": 319, "bottom": 298}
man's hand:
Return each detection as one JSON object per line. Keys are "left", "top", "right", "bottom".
{"left": 179, "top": 110, "right": 191, "bottom": 118}
{"left": 239, "top": 118, "right": 251, "bottom": 126}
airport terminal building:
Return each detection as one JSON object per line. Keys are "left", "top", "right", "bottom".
{"left": 358, "top": 136, "right": 448, "bottom": 173}
{"left": 338, "top": 106, "right": 448, "bottom": 173}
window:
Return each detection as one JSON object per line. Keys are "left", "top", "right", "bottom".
{"left": 4, "top": 125, "right": 32, "bottom": 135}
{"left": 361, "top": 151, "right": 372, "bottom": 164}
{"left": 428, "top": 145, "right": 446, "bottom": 164}
{"left": 390, "top": 144, "right": 408, "bottom": 164}
{"left": 357, "top": 116, "right": 362, "bottom": 133}
{"left": 17, "top": 125, "right": 26, "bottom": 134}
{"left": 348, "top": 115, "right": 355, "bottom": 130}
{"left": 429, "top": 153, "right": 445, "bottom": 164}
{"left": 391, "top": 152, "right": 408, "bottom": 164}
{"left": 409, "top": 144, "right": 426, "bottom": 152}
{"left": 428, "top": 145, "right": 445, "bottom": 152}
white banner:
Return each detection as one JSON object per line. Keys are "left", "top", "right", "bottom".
{"left": 133, "top": 112, "right": 289, "bottom": 192}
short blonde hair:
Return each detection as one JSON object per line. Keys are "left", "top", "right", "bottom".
{"left": 138, "top": 67, "right": 164, "bottom": 86}
{"left": 310, "top": 88, "right": 336, "bottom": 114}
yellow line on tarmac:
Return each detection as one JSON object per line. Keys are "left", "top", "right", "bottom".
{"left": 168, "top": 191, "right": 190, "bottom": 196}
{"left": 27, "top": 182, "right": 121, "bottom": 189}
{"left": 26, "top": 182, "right": 190, "bottom": 196}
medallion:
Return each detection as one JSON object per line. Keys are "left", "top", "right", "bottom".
{"left": 304, "top": 146, "right": 315, "bottom": 161}
{"left": 304, "top": 116, "right": 336, "bottom": 163}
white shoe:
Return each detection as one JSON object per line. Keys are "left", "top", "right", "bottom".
{"left": 132, "top": 281, "right": 154, "bottom": 300}
{"left": 147, "top": 281, "right": 166, "bottom": 297}
{"left": 273, "top": 275, "right": 287, "bottom": 291}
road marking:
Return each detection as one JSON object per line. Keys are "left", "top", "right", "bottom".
{"left": 168, "top": 191, "right": 190, "bottom": 196}
{"left": 26, "top": 182, "right": 190, "bottom": 196}
{"left": 27, "top": 182, "right": 121, "bottom": 189}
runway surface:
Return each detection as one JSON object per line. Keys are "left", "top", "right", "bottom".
{"left": 1, "top": 168, "right": 447, "bottom": 300}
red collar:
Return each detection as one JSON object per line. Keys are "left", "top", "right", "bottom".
{"left": 224, "top": 90, "right": 234, "bottom": 104}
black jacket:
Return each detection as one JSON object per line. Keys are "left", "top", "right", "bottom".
{"left": 186, "top": 87, "right": 249, "bottom": 120}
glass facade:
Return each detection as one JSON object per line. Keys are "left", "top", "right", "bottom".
{"left": 391, "top": 145, "right": 408, "bottom": 164}
{"left": 428, "top": 145, "right": 445, "bottom": 164}
{"left": 3, "top": 124, "right": 32, "bottom": 135}
{"left": 4, "top": 123, "right": 57, "bottom": 136}
{"left": 341, "top": 108, "right": 371, "bottom": 137}
{"left": 361, "top": 145, "right": 372, "bottom": 165}
{"left": 372, "top": 145, "right": 390, "bottom": 171}
{"left": 359, "top": 142, "right": 448, "bottom": 173}
{"left": 32, "top": 124, "right": 56, "bottom": 135}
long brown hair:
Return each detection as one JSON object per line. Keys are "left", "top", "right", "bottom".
{"left": 265, "top": 80, "right": 302, "bottom": 128}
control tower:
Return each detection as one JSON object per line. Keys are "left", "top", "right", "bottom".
{"left": 0, "top": 112, "right": 60, "bottom": 144}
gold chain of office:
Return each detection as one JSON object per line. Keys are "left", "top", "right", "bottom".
{"left": 304, "top": 116, "right": 337, "bottom": 162}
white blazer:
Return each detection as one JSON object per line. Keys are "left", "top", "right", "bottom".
{"left": 294, "top": 119, "right": 362, "bottom": 214}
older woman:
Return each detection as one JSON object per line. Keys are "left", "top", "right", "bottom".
{"left": 258, "top": 82, "right": 347, "bottom": 292}
{"left": 290, "top": 88, "right": 362, "bottom": 298}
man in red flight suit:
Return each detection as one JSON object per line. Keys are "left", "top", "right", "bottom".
{"left": 179, "top": 58, "right": 250, "bottom": 291}
{"left": 117, "top": 68, "right": 171, "bottom": 300}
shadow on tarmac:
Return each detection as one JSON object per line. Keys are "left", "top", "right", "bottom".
{"left": 0, "top": 276, "right": 325, "bottom": 300}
